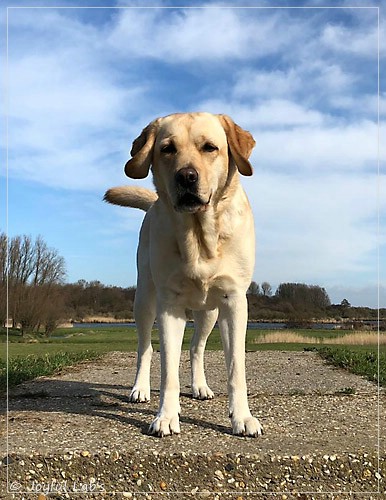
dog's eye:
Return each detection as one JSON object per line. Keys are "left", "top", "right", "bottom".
{"left": 160, "top": 143, "right": 177, "bottom": 154}
{"left": 202, "top": 142, "right": 218, "bottom": 153}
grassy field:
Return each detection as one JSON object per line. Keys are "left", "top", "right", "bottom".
{"left": 1, "top": 326, "right": 385, "bottom": 390}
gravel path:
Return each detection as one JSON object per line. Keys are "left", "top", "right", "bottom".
{"left": 1, "top": 350, "right": 385, "bottom": 498}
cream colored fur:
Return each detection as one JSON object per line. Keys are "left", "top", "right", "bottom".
{"left": 105, "top": 112, "right": 263, "bottom": 437}
{"left": 104, "top": 186, "right": 157, "bottom": 212}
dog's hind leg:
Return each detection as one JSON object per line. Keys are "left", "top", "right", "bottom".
{"left": 190, "top": 309, "right": 218, "bottom": 400}
{"left": 129, "top": 277, "right": 156, "bottom": 403}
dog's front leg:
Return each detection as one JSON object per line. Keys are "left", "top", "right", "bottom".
{"left": 190, "top": 309, "right": 218, "bottom": 400}
{"left": 149, "top": 306, "right": 186, "bottom": 437}
{"left": 218, "top": 294, "right": 263, "bottom": 437}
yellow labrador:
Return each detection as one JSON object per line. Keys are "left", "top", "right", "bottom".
{"left": 105, "top": 112, "right": 263, "bottom": 437}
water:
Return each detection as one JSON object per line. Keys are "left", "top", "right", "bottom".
{"left": 72, "top": 322, "right": 137, "bottom": 329}
{"left": 72, "top": 321, "right": 337, "bottom": 330}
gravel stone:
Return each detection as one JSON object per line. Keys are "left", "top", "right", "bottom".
{"left": 1, "top": 350, "right": 385, "bottom": 498}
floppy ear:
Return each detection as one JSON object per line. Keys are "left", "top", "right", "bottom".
{"left": 217, "top": 114, "right": 255, "bottom": 176}
{"left": 124, "top": 120, "right": 159, "bottom": 179}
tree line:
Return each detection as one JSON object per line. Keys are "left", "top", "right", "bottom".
{"left": 247, "top": 280, "right": 331, "bottom": 321}
{"left": 0, "top": 233, "right": 383, "bottom": 335}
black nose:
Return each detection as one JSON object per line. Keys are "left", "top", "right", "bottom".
{"left": 175, "top": 167, "right": 198, "bottom": 188}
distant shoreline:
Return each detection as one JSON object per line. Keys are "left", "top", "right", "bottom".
{"left": 61, "top": 318, "right": 383, "bottom": 331}
{"left": 69, "top": 317, "right": 379, "bottom": 324}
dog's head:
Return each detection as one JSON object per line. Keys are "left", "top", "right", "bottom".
{"left": 124, "top": 113, "right": 255, "bottom": 214}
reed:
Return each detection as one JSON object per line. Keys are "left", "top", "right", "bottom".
{"left": 255, "top": 331, "right": 385, "bottom": 345}
{"left": 256, "top": 331, "right": 321, "bottom": 344}
{"left": 328, "top": 332, "right": 385, "bottom": 345}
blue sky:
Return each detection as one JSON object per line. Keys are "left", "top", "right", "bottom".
{"left": 1, "top": 0, "right": 385, "bottom": 307}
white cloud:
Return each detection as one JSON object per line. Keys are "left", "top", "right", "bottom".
{"left": 247, "top": 172, "right": 382, "bottom": 289}
{"left": 6, "top": 9, "right": 150, "bottom": 190}
{"left": 7, "top": 57, "right": 141, "bottom": 186}
{"left": 107, "top": 7, "right": 307, "bottom": 62}
{"left": 7, "top": 50, "right": 139, "bottom": 189}
{"left": 230, "top": 56, "right": 374, "bottom": 122}
{"left": 233, "top": 68, "right": 301, "bottom": 99}
{"left": 197, "top": 98, "right": 326, "bottom": 129}
{"left": 255, "top": 100, "right": 324, "bottom": 127}
{"left": 321, "top": 23, "right": 378, "bottom": 58}
{"left": 233, "top": 62, "right": 355, "bottom": 101}
{"left": 9, "top": 55, "right": 136, "bottom": 130}
{"left": 328, "top": 94, "right": 378, "bottom": 117}
{"left": 7, "top": 7, "right": 104, "bottom": 62}
{"left": 254, "top": 120, "right": 380, "bottom": 172}
{"left": 315, "top": 62, "right": 356, "bottom": 91}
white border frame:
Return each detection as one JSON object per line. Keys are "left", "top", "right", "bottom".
{"left": 5, "top": 3, "right": 381, "bottom": 496}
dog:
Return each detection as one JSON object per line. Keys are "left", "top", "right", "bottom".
{"left": 104, "top": 112, "right": 263, "bottom": 437}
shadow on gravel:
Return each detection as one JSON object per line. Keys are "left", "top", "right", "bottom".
{"left": 5, "top": 379, "right": 231, "bottom": 436}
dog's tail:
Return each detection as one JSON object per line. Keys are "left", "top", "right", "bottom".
{"left": 104, "top": 186, "right": 158, "bottom": 212}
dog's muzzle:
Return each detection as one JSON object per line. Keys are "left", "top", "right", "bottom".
{"left": 174, "top": 167, "right": 210, "bottom": 213}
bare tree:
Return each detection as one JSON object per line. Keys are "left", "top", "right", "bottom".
{"left": 261, "top": 281, "right": 272, "bottom": 297}
{"left": 0, "top": 233, "right": 7, "bottom": 326}
{"left": 31, "top": 236, "right": 66, "bottom": 286}
{"left": 247, "top": 281, "right": 260, "bottom": 296}
{"left": 2, "top": 232, "right": 66, "bottom": 333}
{"left": 8, "top": 235, "right": 35, "bottom": 286}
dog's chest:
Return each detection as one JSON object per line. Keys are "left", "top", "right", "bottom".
{"left": 149, "top": 199, "right": 253, "bottom": 310}
{"left": 165, "top": 260, "right": 235, "bottom": 310}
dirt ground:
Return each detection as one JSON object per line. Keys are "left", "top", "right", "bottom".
{"left": 1, "top": 350, "right": 385, "bottom": 498}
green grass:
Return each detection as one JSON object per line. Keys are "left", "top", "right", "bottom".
{"left": 1, "top": 350, "right": 101, "bottom": 390}
{"left": 1, "top": 326, "right": 385, "bottom": 390}
{"left": 317, "top": 346, "right": 385, "bottom": 387}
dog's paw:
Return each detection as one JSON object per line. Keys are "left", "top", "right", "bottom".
{"left": 231, "top": 416, "right": 263, "bottom": 437}
{"left": 129, "top": 386, "right": 150, "bottom": 403}
{"left": 192, "top": 385, "right": 214, "bottom": 400}
{"left": 148, "top": 415, "right": 180, "bottom": 437}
